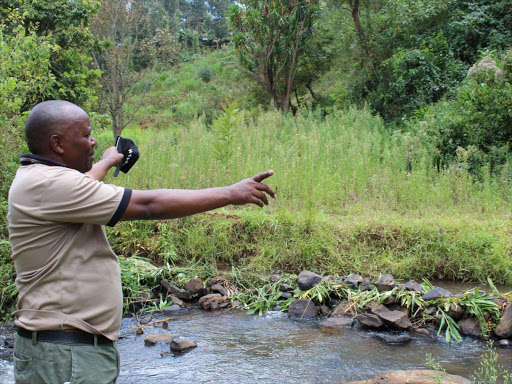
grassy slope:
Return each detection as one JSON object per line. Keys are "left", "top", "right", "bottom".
{"left": 91, "top": 49, "right": 512, "bottom": 285}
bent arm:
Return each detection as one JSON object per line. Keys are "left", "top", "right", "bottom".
{"left": 86, "top": 147, "right": 124, "bottom": 181}
{"left": 121, "top": 170, "right": 275, "bottom": 221}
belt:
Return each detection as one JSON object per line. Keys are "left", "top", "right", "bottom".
{"left": 17, "top": 327, "right": 113, "bottom": 345}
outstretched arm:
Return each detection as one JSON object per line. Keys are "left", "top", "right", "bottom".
{"left": 86, "top": 147, "right": 124, "bottom": 181}
{"left": 121, "top": 170, "right": 276, "bottom": 221}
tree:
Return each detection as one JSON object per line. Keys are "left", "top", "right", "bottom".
{"left": 230, "top": 0, "right": 321, "bottom": 112}
{"left": 91, "top": 0, "right": 178, "bottom": 139}
{"left": 0, "top": 0, "right": 101, "bottom": 109}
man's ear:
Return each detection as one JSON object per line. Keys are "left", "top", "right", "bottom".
{"left": 49, "top": 134, "right": 65, "bottom": 154}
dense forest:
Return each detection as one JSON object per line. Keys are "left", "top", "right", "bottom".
{"left": 1, "top": 0, "right": 512, "bottom": 325}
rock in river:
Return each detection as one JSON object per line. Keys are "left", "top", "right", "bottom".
{"left": 495, "top": 303, "right": 512, "bottom": 338}
{"left": 371, "top": 305, "right": 412, "bottom": 329}
{"left": 459, "top": 317, "right": 481, "bottom": 338}
{"left": 288, "top": 299, "right": 318, "bottom": 319}
{"left": 374, "top": 333, "right": 412, "bottom": 345}
{"left": 297, "top": 270, "right": 322, "bottom": 291}
{"left": 184, "top": 277, "right": 205, "bottom": 296}
{"left": 144, "top": 333, "right": 177, "bottom": 346}
{"left": 170, "top": 338, "right": 197, "bottom": 353}
{"left": 356, "top": 313, "right": 384, "bottom": 329}
{"left": 319, "top": 316, "right": 354, "bottom": 331}
{"left": 161, "top": 280, "right": 192, "bottom": 300}
{"left": 338, "top": 369, "right": 472, "bottom": 384}
{"left": 199, "top": 293, "right": 229, "bottom": 310}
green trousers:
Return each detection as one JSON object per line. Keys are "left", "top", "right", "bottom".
{"left": 14, "top": 333, "right": 120, "bottom": 384}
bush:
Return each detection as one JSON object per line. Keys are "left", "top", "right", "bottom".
{"left": 197, "top": 65, "right": 213, "bottom": 83}
{"left": 407, "top": 51, "right": 512, "bottom": 174}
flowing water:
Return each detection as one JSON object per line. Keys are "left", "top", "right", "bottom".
{"left": 1, "top": 281, "right": 512, "bottom": 384}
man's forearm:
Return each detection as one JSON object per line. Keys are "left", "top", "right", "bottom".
{"left": 85, "top": 159, "right": 117, "bottom": 181}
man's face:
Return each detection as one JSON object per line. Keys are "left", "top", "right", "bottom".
{"left": 61, "top": 114, "right": 97, "bottom": 173}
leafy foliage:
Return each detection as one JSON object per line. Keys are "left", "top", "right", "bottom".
{"left": 230, "top": 0, "right": 321, "bottom": 111}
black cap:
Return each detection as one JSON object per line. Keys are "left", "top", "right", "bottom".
{"left": 113, "top": 137, "right": 139, "bottom": 177}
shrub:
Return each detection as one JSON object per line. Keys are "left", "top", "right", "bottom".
{"left": 197, "top": 65, "right": 213, "bottom": 83}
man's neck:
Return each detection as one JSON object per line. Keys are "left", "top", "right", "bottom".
{"left": 20, "top": 153, "right": 68, "bottom": 167}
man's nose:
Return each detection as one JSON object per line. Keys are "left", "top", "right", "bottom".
{"left": 91, "top": 136, "right": 97, "bottom": 147}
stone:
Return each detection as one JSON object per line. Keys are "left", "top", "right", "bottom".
{"left": 170, "top": 338, "right": 197, "bottom": 353}
{"left": 207, "top": 277, "right": 224, "bottom": 287}
{"left": 338, "top": 370, "right": 472, "bottom": 384}
{"left": 279, "top": 283, "right": 294, "bottom": 292}
{"left": 360, "top": 283, "right": 374, "bottom": 292}
{"left": 3, "top": 337, "right": 14, "bottom": 349}
{"left": 411, "top": 327, "right": 432, "bottom": 337}
{"left": 199, "top": 294, "right": 229, "bottom": 310}
{"left": 446, "top": 303, "right": 464, "bottom": 321}
{"left": 387, "top": 304, "right": 411, "bottom": 318}
{"left": 170, "top": 295, "right": 184, "bottom": 307}
{"left": 161, "top": 280, "right": 192, "bottom": 300}
{"left": 356, "top": 313, "right": 384, "bottom": 329}
{"left": 374, "top": 333, "right": 412, "bottom": 345}
{"left": 404, "top": 280, "right": 423, "bottom": 292}
{"left": 268, "top": 274, "right": 282, "bottom": 282}
{"left": 319, "top": 316, "right": 354, "bottom": 331}
{"left": 499, "top": 339, "right": 511, "bottom": 347}
{"left": 144, "top": 333, "right": 177, "bottom": 346}
{"left": 319, "top": 305, "right": 330, "bottom": 316}
{"left": 160, "top": 350, "right": 171, "bottom": 357}
{"left": 421, "top": 287, "right": 452, "bottom": 301}
{"left": 376, "top": 274, "right": 395, "bottom": 292}
{"left": 138, "top": 315, "right": 152, "bottom": 325}
{"left": 331, "top": 302, "right": 352, "bottom": 317}
{"left": 495, "top": 303, "right": 512, "bottom": 338}
{"left": 184, "top": 277, "right": 205, "bottom": 295}
{"left": 280, "top": 292, "right": 293, "bottom": 300}
{"left": 458, "top": 317, "right": 482, "bottom": 338}
{"left": 210, "top": 284, "right": 228, "bottom": 296}
{"left": 372, "top": 305, "right": 412, "bottom": 329}
{"left": 162, "top": 304, "right": 182, "bottom": 314}
{"left": 344, "top": 274, "right": 364, "bottom": 289}
{"left": 288, "top": 299, "right": 319, "bottom": 319}
{"left": 297, "top": 270, "right": 322, "bottom": 291}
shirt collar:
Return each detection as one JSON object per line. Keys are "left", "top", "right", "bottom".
{"left": 19, "top": 154, "right": 68, "bottom": 167}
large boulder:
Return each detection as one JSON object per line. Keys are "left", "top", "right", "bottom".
{"left": 371, "top": 305, "right": 412, "bottom": 329}
{"left": 288, "top": 299, "right": 318, "bottom": 319}
{"left": 319, "top": 317, "right": 354, "bottom": 331}
{"left": 376, "top": 274, "right": 395, "bottom": 292}
{"left": 338, "top": 370, "right": 472, "bottom": 384}
{"left": 495, "top": 303, "right": 512, "bottom": 338}
{"left": 199, "top": 293, "right": 229, "bottom": 310}
{"left": 297, "top": 270, "right": 322, "bottom": 291}
{"left": 210, "top": 284, "right": 228, "bottom": 296}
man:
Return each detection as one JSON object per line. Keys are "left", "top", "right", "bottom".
{"left": 8, "top": 100, "right": 275, "bottom": 383}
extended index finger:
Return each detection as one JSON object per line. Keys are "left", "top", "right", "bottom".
{"left": 252, "top": 170, "right": 274, "bottom": 183}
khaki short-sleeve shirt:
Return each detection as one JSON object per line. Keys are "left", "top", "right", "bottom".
{"left": 8, "top": 162, "right": 131, "bottom": 340}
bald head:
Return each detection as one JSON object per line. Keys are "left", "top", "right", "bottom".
{"left": 25, "top": 100, "right": 88, "bottom": 155}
